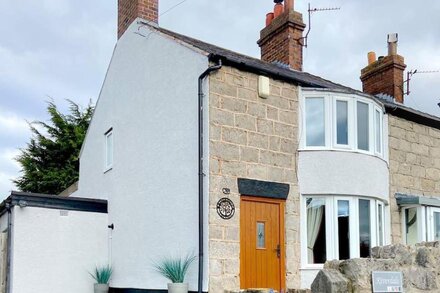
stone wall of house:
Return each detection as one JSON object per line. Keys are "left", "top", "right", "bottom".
{"left": 208, "top": 66, "right": 300, "bottom": 292}
{"left": 311, "top": 242, "right": 440, "bottom": 293}
{"left": 388, "top": 115, "right": 440, "bottom": 243}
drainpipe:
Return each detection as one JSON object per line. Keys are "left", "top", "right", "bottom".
{"left": 5, "top": 203, "right": 12, "bottom": 293}
{"left": 197, "top": 59, "right": 222, "bottom": 293}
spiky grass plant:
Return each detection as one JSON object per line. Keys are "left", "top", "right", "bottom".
{"left": 154, "top": 254, "right": 197, "bottom": 283}
{"left": 89, "top": 265, "right": 113, "bottom": 284}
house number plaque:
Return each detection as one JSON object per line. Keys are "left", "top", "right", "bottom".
{"left": 216, "top": 198, "right": 235, "bottom": 220}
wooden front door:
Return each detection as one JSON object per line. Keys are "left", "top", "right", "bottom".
{"left": 240, "top": 196, "right": 285, "bottom": 292}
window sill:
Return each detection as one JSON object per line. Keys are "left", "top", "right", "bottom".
{"left": 300, "top": 265, "right": 324, "bottom": 270}
{"left": 298, "top": 148, "right": 388, "bottom": 164}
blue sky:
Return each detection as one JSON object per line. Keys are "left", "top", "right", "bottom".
{"left": 1, "top": 0, "right": 439, "bottom": 198}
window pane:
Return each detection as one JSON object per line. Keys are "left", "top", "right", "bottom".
{"left": 357, "top": 102, "right": 369, "bottom": 151}
{"left": 306, "top": 198, "right": 326, "bottom": 264}
{"left": 306, "top": 98, "right": 325, "bottom": 147}
{"left": 375, "top": 110, "right": 382, "bottom": 153}
{"left": 434, "top": 212, "right": 440, "bottom": 241}
{"left": 106, "top": 132, "right": 113, "bottom": 167}
{"left": 336, "top": 101, "right": 348, "bottom": 145}
{"left": 378, "top": 204, "right": 384, "bottom": 246}
{"left": 405, "top": 208, "right": 418, "bottom": 245}
{"left": 257, "top": 222, "right": 265, "bottom": 248}
{"left": 338, "top": 200, "right": 350, "bottom": 260}
{"left": 359, "top": 199, "right": 371, "bottom": 257}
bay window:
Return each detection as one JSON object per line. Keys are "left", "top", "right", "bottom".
{"left": 304, "top": 196, "right": 386, "bottom": 265}
{"left": 302, "top": 93, "right": 385, "bottom": 158}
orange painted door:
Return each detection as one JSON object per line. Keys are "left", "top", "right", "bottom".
{"left": 240, "top": 196, "right": 285, "bottom": 292}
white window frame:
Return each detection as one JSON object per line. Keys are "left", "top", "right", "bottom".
{"left": 300, "top": 90, "right": 385, "bottom": 160}
{"left": 303, "top": 96, "right": 330, "bottom": 149}
{"left": 355, "top": 100, "right": 372, "bottom": 154}
{"left": 427, "top": 207, "right": 440, "bottom": 241}
{"left": 301, "top": 195, "right": 386, "bottom": 269}
{"left": 401, "top": 206, "right": 427, "bottom": 245}
{"left": 334, "top": 197, "right": 357, "bottom": 260}
{"left": 301, "top": 196, "right": 331, "bottom": 269}
{"left": 376, "top": 202, "right": 386, "bottom": 247}
{"left": 104, "top": 128, "right": 113, "bottom": 172}
{"left": 374, "top": 108, "right": 383, "bottom": 156}
{"left": 332, "top": 97, "right": 353, "bottom": 149}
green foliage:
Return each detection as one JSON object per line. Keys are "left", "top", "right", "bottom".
{"left": 153, "top": 254, "right": 197, "bottom": 283}
{"left": 14, "top": 100, "right": 94, "bottom": 195}
{"left": 89, "top": 265, "right": 113, "bottom": 284}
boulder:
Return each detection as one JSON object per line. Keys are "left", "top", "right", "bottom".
{"left": 310, "top": 269, "right": 351, "bottom": 293}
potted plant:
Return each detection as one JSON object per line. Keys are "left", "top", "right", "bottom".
{"left": 89, "top": 265, "right": 113, "bottom": 293}
{"left": 154, "top": 254, "right": 197, "bottom": 293}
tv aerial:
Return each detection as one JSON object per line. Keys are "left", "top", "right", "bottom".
{"left": 299, "top": 3, "right": 341, "bottom": 48}
{"left": 404, "top": 69, "right": 440, "bottom": 96}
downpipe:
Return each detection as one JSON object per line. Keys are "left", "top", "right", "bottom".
{"left": 6, "top": 203, "right": 12, "bottom": 293}
{"left": 197, "top": 59, "right": 222, "bottom": 293}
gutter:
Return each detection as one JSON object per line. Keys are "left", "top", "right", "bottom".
{"left": 197, "top": 59, "right": 222, "bottom": 293}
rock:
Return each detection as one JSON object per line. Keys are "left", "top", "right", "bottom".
{"left": 406, "top": 268, "right": 438, "bottom": 290}
{"left": 310, "top": 269, "right": 351, "bottom": 293}
{"left": 324, "top": 260, "right": 341, "bottom": 270}
{"left": 312, "top": 243, "right": 440, "bottom": 293}
{"left": 380, "top": 244, "right": 409, "bottom": 259}
{"left": 416, "top": 247, "right": 431, "bottom": 267}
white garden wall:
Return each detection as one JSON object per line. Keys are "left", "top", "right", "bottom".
{"left": 10, "top": 207, "right": 108, "bottom": 293}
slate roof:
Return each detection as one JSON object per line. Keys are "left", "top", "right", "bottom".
{"left": 149, "top": 23, "right": 440, "bottom": 129}
{"left": 155, "top": 26, "right": 359, "bottom": 92}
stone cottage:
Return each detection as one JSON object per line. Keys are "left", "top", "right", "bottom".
{"left": 5, "top": 0, "right": 440, "bottom": 292}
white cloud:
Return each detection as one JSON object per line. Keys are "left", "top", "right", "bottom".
{"left": 0, "top": 107, "right": 31, "bottom": 135}
{"left": 0, "top": 148, "right": 20, "bottom": 199}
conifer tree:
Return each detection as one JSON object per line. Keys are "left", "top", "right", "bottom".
{"left": 14, "top": 100, "right": 94, "bottom": 194}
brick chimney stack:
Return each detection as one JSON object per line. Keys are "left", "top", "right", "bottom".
{"left": 118, "top": 0, "right": 159, "bottom": 39}
{"left": 258, "top": 0, "right": 306, "bottom": 71}
{"left": 360, "top": 33, "right": 407, "bottom": 104}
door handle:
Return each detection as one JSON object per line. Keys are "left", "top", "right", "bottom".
{"left": 275, "top": 244, "right": 281, "bottom": 258}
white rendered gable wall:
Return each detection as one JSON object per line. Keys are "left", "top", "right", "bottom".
{"left": 74, "top": 20, "right": 210, "bottom": 291}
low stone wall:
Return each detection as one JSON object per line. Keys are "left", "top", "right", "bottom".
{"left": 311, "top": 242, "right": 440, "bottom": 292}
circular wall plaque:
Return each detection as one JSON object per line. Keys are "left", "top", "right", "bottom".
{"left": 216, "top": 198, "right": 235, "bottom": 220}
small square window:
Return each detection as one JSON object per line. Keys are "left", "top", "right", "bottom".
{"left": 105, "top": 129, "right": 113, "bottom": 171}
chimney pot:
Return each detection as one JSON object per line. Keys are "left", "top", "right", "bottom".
{"left": 274, "top": 3, "right": 284, "bottom": 18}
{"left": 285, "top": 0, "right": 294, "bottom": 11}
{"left": 266, "top": 13, "right": 275, "bottom": 26}
{"left": 388, "top": 33, "right": 398, "bottom": 56}
{"left": 367, "top": 52, "right": 376, "bottom": 65}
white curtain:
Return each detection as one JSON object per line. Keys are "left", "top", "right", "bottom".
{"left": 307, "top": 199, "right": 324, "bottom": 263}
